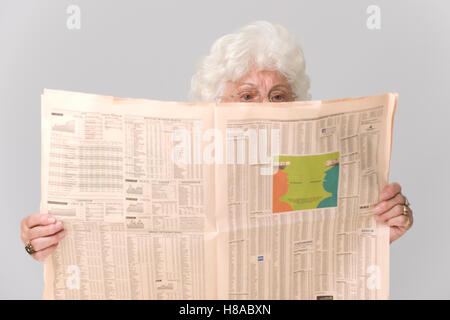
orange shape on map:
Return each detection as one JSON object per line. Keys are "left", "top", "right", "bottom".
{"left": 272, "top": 169, "right": 293, "bottom": 213}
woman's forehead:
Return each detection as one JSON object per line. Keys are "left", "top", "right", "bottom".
{"left": 235, "top": 69, "right": 289, "bottom": 88}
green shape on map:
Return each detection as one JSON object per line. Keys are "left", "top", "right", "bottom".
{"left": 276, "top": 152, "right": 339, "bottom": 211}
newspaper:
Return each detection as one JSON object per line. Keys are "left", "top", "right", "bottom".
{"left": 41, "top": 89, "right": 397, "bottom": 300}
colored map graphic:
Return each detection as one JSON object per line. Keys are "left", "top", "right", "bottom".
{"left": 272, "top": 152, "right": 340, "bottom": 213}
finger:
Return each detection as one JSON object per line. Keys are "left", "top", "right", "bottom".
{"left": 30, "top": 229, "right": 66, "bottom": 252}
{"left": 374, "top": 193, "right": 405, "bottom": 215}
{"left": 375, "top": 204, "right": 405, "bottom": 223}
{"left": 24, "top": 213, "right": 56, "bottom": 229}
{"left": 28, "top": 221, "right": 64, "bottom": 240}
{"left": 380, "top": 182, "right": 402, "bottom": 201}
{"left": 32, "top": 243, "right": 59, "bottom": 262}
{"left": 385, "top": 214, "right": 410, "bottom": 228}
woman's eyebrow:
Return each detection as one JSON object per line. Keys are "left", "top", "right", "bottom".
{"left": 236, "top": 82, "right": 258, "bottom": 89}
{"left": 269, "top": 84, "right": 290, "bottom": 91}
{"left": 235, "top": 83, "right": 291, "bottom": 92}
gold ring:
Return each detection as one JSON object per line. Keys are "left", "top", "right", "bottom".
{"left": 402, "top": 204, "right": 408, "bottom": 216}
{"left": 25, "top": 240, "right": 36, "bottom": 255}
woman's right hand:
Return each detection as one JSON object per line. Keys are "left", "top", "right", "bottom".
{"left": 20, "top": 213, "right": 66, "bottom": 262}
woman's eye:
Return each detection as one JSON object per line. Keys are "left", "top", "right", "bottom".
{"left": 271, "top": 94, "right": 285, "bottom": 102}
{"left": 240, "top": 94, "right": 253, "bottom": 101}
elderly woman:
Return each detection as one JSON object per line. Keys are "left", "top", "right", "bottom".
{"left": 190, "top": 21, "right": 413, "bottom": 241}
{"left": 21, "top": 20, "right": 412, "bottom": 262}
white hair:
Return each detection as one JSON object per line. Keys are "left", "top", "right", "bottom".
{"left": 189, "top": 20, "right": 311, "bottom": 103}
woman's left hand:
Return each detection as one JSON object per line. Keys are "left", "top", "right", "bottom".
{"left": 373, "top": 182, "right": 413, "bottom": 243}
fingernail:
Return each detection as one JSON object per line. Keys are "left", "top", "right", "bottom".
{"left": 374, "top": 206, "right": 383, "bottom": 214}
{"left": 56, "top": 221, "right": 62, "bottom": 228}
{"left": 48, "top": 217, "right": 56, "bottom": 223}
{"left": 58, "top": 231, "right": 66, "bottom": 238}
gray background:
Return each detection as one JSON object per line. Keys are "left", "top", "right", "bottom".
{"left": 1, "top": 0, "right": 449, "bottom": 299}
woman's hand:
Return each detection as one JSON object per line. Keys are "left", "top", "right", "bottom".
{"left": 20, "top": 213, "right": 66, "bottom": 261}
{"left": 373, "top": 182, "right": 413, "bottom": 243}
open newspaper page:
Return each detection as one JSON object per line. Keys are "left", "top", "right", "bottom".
{"left": 41, "top": 89, "right": 216, "bottom": 299}
{"left": 41, "top": 89, "right": 396, "bottom": 300}
{"left": 214, "top": 93, "right": 397, "bottom": 300}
